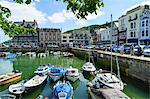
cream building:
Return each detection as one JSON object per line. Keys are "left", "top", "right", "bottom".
{"left": 39, "top": 28, "right": 61, "bottom": 47}
{"left": 96, "top": 22, "right": 118, "bottom": 46}
{"left": 72, "top": 28, "right": 92, "bottom": 47}
{"left": 62, "top": 32, "right": 73, "bottom": 47}
{"left": 126, "top": 4, "right": 150, "bottom": 44}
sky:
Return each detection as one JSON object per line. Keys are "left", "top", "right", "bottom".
{"left": 0, "top": 0, "right": 150, "bottom": 43}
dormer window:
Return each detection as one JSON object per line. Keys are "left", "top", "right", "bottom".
{"left": 144, "top": 5, "right": 149, "bottom": 9}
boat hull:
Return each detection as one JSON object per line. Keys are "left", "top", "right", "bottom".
{"left": 66, "top": 75, "right": 79, "bottom": 82}
{"left": 24, "top": 75, "right": 47, "bottom": 91}
{"left": 0, "top": 73, "right": 21, "bottom": 86}
{"left": 49, "top": 75, "right": 63, "bottom": 82}
{"left": 82, "top": 70, "right": 95, "bottom": 81}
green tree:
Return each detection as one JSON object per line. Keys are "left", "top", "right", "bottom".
{"left": 0, "top": 0, "right": 104, "bottom": 37}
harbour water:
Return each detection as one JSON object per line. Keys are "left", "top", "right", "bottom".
{"left": 0, "top": 55, "right": 149, "bottom": 99}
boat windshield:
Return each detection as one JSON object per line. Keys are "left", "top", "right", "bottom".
{"left": 51, "top": 70, "right": 60, "bottom": 73}
{"left": 37, "top": 69, "right": 43, "bottom": 71}
{"left": 108, "top": 81, "right": 120, "bottom": 83}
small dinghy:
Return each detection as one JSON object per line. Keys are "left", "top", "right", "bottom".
{"left": 66, "top": 67, "right": 79, "bottom": 82}
{"left": 48, "top": 67, "right": 65, "bottom": 82}
{"left": 53, "top": 80, "right": 73, "bottom": 99}
{"left": 9, "top": 81, "right": 25, "bottom": 94}
{"left": 34, "top": 65, "right": 49, "bottom": 75}
{"left": 24, "top": 75, "right": 47, "bottom": 89}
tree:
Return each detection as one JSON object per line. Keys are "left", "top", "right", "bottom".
{"left": 0, "top": 0, "right": 104, "bottom": 37}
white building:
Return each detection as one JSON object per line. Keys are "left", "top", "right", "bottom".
{"left": 62, "top": 32, "right": 73, "bottom": 47}
{"left": 139, "top": 5, "right": 150, "bottom": 45}
{"left": 96, "top": 22, "right": 118, "bottom": 46}
{"left": 126, "top": 4, "right": 150, "bottom": 44}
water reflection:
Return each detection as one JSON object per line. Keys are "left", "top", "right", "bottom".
{"left": 0, "top": 59, "right": 14, "bottom": 75}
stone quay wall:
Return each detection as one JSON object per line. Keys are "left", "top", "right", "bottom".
{"left": 71, "top": 48, "right": 150, "bottom": 87}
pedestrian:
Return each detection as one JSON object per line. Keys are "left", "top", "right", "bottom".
{"left": 130, "top": 45, "right": 134, "bottom": 56}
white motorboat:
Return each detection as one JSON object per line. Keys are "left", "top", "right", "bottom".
{"left": 88, "top": 70, "right": 124, "bottom": 90}
{"left": 25, "top": 52, "right": 36, "bottom": 57}
{"left": 34, "top": 65, "right": 49, "bottom": 75}
{"left": 24, "top": 75, "right": 47, "bottom": 89}
{"left": 66, "top": 67, "right": 79, "bottom": 82}
{"left": 9, "top": 81, "right": 25, "bottom": 94}
{"left": 82, "top": 62, "right": 96, "bottom": 72}
{"left": 38, "top": 53, "right": 47, "bottom": 57}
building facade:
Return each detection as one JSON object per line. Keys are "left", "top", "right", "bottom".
{"left": 118, "top": 15, "right": 127, "bottom": 45}
{"left": 39, "top": 28, "right": 61, "bottom": 47}
{"left": 96, "top": 22, "right": 118, "bottom": 46}
{"left": 139, "top": 8, "right": 150, "bottom": 45}
{"left": 126, "top": 4, "right": 150, "bottom": 44}
{"left": 11, "top": 20, "right": 38, "bottom": 46}
{"left": 62, "top": 32, "right": 73, "bottom": 47}
{"left": 72, "top": 28, "right": 92, "bottom": 47}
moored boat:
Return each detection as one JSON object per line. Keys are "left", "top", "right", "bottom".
{"left": 91, "top": 70, "right": 124, "bottom": 90}
{"left": 65, "top": 67, "right": 79, "bottom": 82}
{"left": 25, "top": 52, "right": 36, "bottom": 57}
{"left": 9, "top": 80, "right": 26, "bottom": 94}
{"left": 24, "top": 75, "right": 47, "bottom": 89}
{"left": 48, "top": 67, "right": 65, "bottom": 82}
{"left": 0, "top": 94, "right": 16, "bottom": 99}
{"left": 34, "top": 65, "right": 49, "bottom": 75}
{"left": 53, "top": 80, "right": 73, "bottom": 99}
{"left": 88, "top": 87, "right": 130, "bottom": 99}
{"left": 0, "top": 71, "right": 22, "bottom": 86}
{"left": 5, "top": 53, "right": 16, "bottom": 59}
{"left": 82, "top": 62, "right": 96, "bottom": 80}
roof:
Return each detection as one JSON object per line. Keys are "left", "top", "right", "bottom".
{"left": 14, "top": 20, "right": 38, "bottom": 28}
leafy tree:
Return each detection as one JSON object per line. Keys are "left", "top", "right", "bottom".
{"left": 0, "top": 0, "right": 104, "bottom": 37}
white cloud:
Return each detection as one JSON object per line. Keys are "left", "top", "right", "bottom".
{"left": 48, "top": 10, "right": 104, "bottom": 25}
{"left": 0, "top": 29, "right": 11, "bottom": 43}
{"left": 0, "top": 0, "right": 47, "bottom": 25}
{"left": 125, "top": 1, "right": 150, "bottom": 13}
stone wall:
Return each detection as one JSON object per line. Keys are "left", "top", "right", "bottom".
{"left": 71, "top": 48, "right": 150, "bottom": 87}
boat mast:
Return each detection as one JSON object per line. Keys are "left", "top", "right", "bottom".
{"left": 110, "top": 14, "right": 113, "bottom": 74}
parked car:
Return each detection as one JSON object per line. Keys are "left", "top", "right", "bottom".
{"left": 134, "top": 45, "right": 142, "bottom": 56}
{"left": 143, "top": 46, "right": 150, "bottom": 57}
{"left": 112, "top": 45, "right": 120, "bottom": 52}
{"left": 121, "top": 43, "right": 135, "bottom": 54}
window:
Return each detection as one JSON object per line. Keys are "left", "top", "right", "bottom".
{"left": 131, "top": 23, "right": 133, "bottom": 28}
{"left": 131, "top": 32, "right": 133, "bottom": 37}
{"left": 146, "top": 20, "right": 148, "bottom": 26}
{"left": 63, "top": 36, "right": 67, "bottom": 39}
{"left": 142, "top": 21, "right": 144, "bottom": 27}
{"left": 145, "top": 5, "right": 149, "bottom": 9}
{"left": 134, "top": 22, "right": 136, "bottom": 28}
{"left": 134, "top": 32, "right": 136, "bottom": 37}
{"left": 142, "top": 31, "right": 144, "bottom": 37}
{"left": 146, "top": 30, "right": 148, "bottom": 36}
{"left": 107, "top": 35, "right": 109, "bottom": 39}
{"left": 69, "top": 40, "right": 73, "bottom": 42}
{"left": 63, "top": 40, "right": 67, "bottom": 42}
